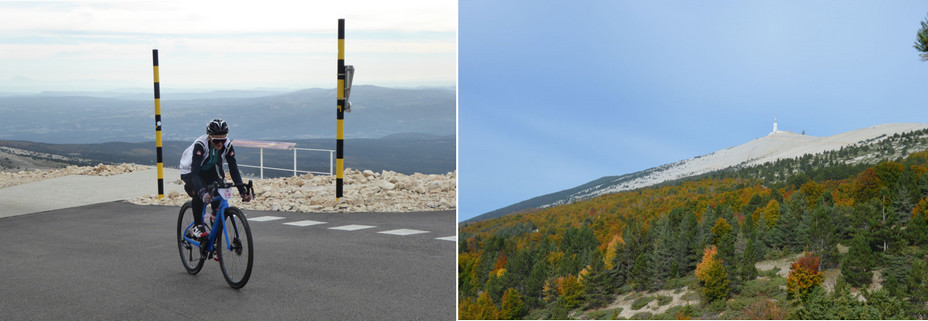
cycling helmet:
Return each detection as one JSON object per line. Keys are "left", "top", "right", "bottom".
{"left": 206, "top": 118, "right": 229, "bottom": 135}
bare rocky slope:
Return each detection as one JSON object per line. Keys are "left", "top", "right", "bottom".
{"left": 131, "top": 168, "right": 456, "bottom": 213}
{"left": 469, "top": 122, "right": 928, "bottom": 222}
{"left": 0, "top": 164, "right": 455, "bottom": 213}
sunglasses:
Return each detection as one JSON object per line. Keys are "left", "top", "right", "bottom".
{"left": 210, "top": 137, "right": 227, "bottom": 144}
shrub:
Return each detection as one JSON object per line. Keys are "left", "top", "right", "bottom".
{"left": 584, "top": 309, "right": 608, "bottom": 320}
{"left": 631, "top": 296, "right": 655, "bottom": 310}
{"left": 741, "top": 278, "right": 782, "bottom": 298}
{"left": 664, "top": 275, "right": 699, "bottom": 290}
{"left": 740, "top": 297, "right": 786, "bottom": 320}
{"left": 656, "top": 295, "right": 673, "bottom": 307}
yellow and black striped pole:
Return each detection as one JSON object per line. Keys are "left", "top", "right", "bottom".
{"left": 336, "top": 19, "right": 346, "bottom": 200}
{"left": 152, "top": 49, "right": 164, "bottom": 199}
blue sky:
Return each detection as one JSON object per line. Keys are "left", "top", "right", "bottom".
{"left": 459, "top": 1, "right": 928, "bottom": 221}
{"left": 0, "top": 1, "right": 455, "bottom": 92}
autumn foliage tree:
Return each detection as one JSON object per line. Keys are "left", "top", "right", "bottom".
{"left": 459, "top": 292, "right": 501, "bottom": 320}
{"left": 457, "top": 146, "right": 928, "bottom": 319}
{"left": 787, "top": 252, "right": 824, "bottom": 302}
{"left": 500, "top": 288, "right": 527, "bottom": 319}
{"left": 763, "top": 199, "right": 780, "bottom": 226}
{"left": 695, "top": 245, "right": 729, "bottom": 302}
{"left": 854, "top": 168, "right": 882, "bottom": 203}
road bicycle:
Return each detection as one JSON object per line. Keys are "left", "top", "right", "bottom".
{"left": 176, "top": 180, "right": 255, "bottom": 289}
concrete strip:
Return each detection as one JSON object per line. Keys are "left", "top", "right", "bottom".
{"left": 283, "top": 220, "right": 327, "bottom": 227}
{"left": 0, "top": 167, "right": 184, "bottom": 218}
{"left": 378, "top": 229, "right": 429, "bottom": 236}
{"left": 329, "top": 224, "right": 376, "bottom": 231}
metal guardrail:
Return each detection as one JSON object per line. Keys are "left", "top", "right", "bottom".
{"left": 234, "top": 140, "right": 334, "bottom": 179}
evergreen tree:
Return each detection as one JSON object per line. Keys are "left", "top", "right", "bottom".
{"left": 550, "top": 297, "right": 569, "bottom": 320}
{"left": 905, "top": 259, "right": 928, "bottom": 318}
{"left": 710, "top": 218, "right": 737, "bottom": 289}
{"left": 842, "top": 232, "right": 874, "bottom": 289}
{"left": 829, "top": 278, "right": 860, "bottom": 320}
{"left": 583, "top": 249, "right": 611, "bottom": 309}
{"left": 823, "top": 190, "right": 835, "bottom": 207}
{"left": 485, "top": 271, "right": 506, "bottom": 304}
{"left": 647, "top": 215, "right": 674, "bottom": 290}
{"left": 791, "top": 286, "right": 830, "bottom": 320}
{"left": 524, "top": 258, "right": 547, "bottom": 307}
{"left": 863, "top": 289, "right": 907, "bottom": 319}
{"left": 631, "top": 251, "right": 650, "bottom": 291}
{"left": 698, "top": 206, "right": 717, "bottom": 247}
{"left": 808, "top": 205, "right": 839, "bottom": 268}
{"left": 741, "top": 232, "right": 758, "bottom": 281}
{"left": 606, "top": 237, "right": 628, "bottom": 292}
{"left": 908, "top": 210, "right": 928, "bottom": 247}
{"left": 678, "top": 210, "right": 700, "bottom": 273}
{"left": 622, "top": 219, "right": 651, "bottom": 291}
{"left": 745, "top": 193, "right": 766, "bottom": 216}
{"left": 873, "top": 187, "right": 896, "bottom": 253}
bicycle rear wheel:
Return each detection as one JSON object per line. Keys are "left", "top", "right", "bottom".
{"left": 177, "top": 201, "right": 205, "bottom": 274}
{"left": 217, "top": 207, "right": 253, "bottom": 289}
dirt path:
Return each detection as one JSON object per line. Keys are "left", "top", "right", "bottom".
{"left": 587, "top": 286, "right": 699, "bottom": 319}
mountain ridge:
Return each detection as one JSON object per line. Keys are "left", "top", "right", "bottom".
{"left": 466, "top": 122, "right": 928, "bottom": 223}
{"left": 0, "top": 85, "right": 455, "bottom": 144}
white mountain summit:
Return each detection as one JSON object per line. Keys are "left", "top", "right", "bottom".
{"left": 467, "top": 122, "right": 928, "bottom": 222}
{"left": 555, "top": 122, "right": 928, "bottom": 207}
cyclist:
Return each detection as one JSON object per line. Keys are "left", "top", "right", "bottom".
{"left": 179, "top": 118, "right": 251, "bottom": 238}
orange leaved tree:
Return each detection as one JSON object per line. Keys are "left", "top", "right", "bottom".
{"left": 695, "top": 245, "right": 729, "bottom": 302}
{"left": 786, "top": 252, "right": 824, "bottom": 302}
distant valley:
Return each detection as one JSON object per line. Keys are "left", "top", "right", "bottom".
{"left": 0, "top": 85, "right": 455, "bottom": 143}
{"left": 0, "top": 134, "right": 455, "bottom": 177}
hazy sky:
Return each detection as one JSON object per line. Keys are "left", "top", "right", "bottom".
{"left": 459, "top": 1, "right": 928, "bottom": 221}
{"left": 0, "top": 0, "right": 456, "bottom": 92}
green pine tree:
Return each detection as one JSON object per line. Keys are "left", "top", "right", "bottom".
{"left": 678, "top": 210, "right": 700, "bottom": 272}
{"left": 842, "top": 232, "right": 874, "bottom": 289}
{"left": 741, "top": 233, "right": 758, "bottom": 281}
{"left": 647, "top": 215, "right": 674, "bottom": 290}
{"left": 631, "top": 251, "right": 650, "bottom": 291}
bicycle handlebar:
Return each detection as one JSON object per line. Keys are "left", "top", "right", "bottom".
{"left": 208, "top": 180, "right": 255, "bottom": 199}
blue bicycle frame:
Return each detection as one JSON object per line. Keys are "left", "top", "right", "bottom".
{"left": 182, "top": 193, "right": 239, "bottom": 254}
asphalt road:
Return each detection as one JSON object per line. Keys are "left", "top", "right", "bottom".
{"left": 0, "top": 202, "right": 456, "bottom": 320}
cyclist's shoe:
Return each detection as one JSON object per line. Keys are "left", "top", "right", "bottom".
{"left": 188, "top": 224, "right": 209, "bottom": 239}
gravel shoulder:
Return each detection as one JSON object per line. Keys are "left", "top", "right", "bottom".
{"left": 0, "top": 164, "right": 456, "bottom": 215}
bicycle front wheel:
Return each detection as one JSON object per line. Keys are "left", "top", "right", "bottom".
{"left": 217, "top": 207, "right": 253, "bottom": 289}
{"left": 177, "top": 201, "right": 205, "bottom": 274}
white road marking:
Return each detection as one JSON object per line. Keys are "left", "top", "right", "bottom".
{"left": 435, "top": 236, "right": 457, "bottom": 241}
{"left": 378, "top": 229, "right": 429, "bottom": 236}
{"left": 284, "top": 220, "right": 327, "bottom": 227}
{"left": 249, "top": 216, "right": 286, "bottom": 222}
{"left": 328, "top": 224, "right": 376, "bottom": 231}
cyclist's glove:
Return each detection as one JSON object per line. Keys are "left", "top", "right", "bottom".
{"left": 198, "top": 188, "right": 211, "bottom": 203}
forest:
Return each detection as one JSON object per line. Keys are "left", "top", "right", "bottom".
{"left": 459, "top": 144, "right": 928, "bottom": 319}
